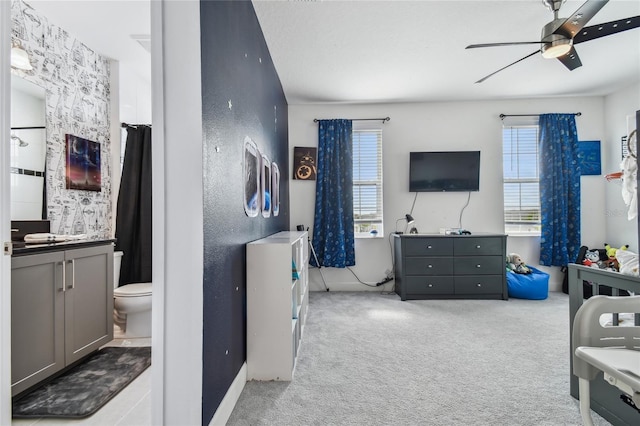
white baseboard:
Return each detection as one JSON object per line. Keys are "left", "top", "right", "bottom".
{"left": 208, "top": 362, "right": 247, "bottom": 426}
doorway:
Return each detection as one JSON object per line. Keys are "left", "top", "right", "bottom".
{"left": 1, "top": 1, "right": 163, "bottom": 424}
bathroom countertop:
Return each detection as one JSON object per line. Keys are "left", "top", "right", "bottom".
{"left": 11, "top": 238, "right": 116, "bottom": 257}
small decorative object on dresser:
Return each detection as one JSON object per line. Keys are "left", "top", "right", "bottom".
{"left": 393, "top": 233, "right": 508, "bottom": 301}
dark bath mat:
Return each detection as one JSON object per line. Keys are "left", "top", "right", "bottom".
{"left": 12, "top": 346, "right": 151, "bottom": 418}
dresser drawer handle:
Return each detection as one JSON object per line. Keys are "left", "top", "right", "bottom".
{"left": 426, "top": 245, "right": 432, "bottom": 249}
{"left": 476, "top": 245, "right": 481, "bottom": 249}
{"left": 476, "top": 264, "right": 482, "bottom": 268}
{"left": 428, "top": 283, "right": 433, "bottom": 288}
{"left": 476, "top": 283, "right": 482, "bottom": 287}
{"left": 427, "top": 264, "right": 433, "bottom": 268}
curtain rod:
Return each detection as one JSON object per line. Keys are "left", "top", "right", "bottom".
{"left": 499, "top": 112, "right": 581, "bottom": 120}
{"left": 11, "top": 126, "right": 45, "bottom": 130}
{"left": 121, "top": 122, "right": 151, "bottom": 128}
{"left": 313, "top": 117, "right": 390, "bottom": 123}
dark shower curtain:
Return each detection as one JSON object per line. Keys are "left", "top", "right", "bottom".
{"left": 115, "top": 125, "right": 152, "bottom": 286}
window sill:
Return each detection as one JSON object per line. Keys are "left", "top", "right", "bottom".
{"left": 355, "top": 233, "right": 384, "bottom": 239}
{"left": 507, "top": 232, "right": 541, "bottom": 237}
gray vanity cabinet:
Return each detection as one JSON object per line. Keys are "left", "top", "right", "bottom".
{"left": 11, "top": 251, "right": 65, "bottom": 396}
{"left": 11, "top": 243, "right": 114, "bottom": 396}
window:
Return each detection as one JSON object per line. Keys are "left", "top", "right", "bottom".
{"left": 353, "top": 129, "right": 383, "bottom": 237}
{"left": 502, "top": 124, "right": 541, "bottom": 234}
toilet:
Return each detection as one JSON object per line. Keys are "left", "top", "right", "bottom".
{"left": 113, "top": 251, "right": 152, "bottom": 338}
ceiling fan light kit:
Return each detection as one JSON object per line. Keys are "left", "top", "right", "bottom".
{"left": 467, "top": 0, "right": 639, "bottom": 82}
{"left": 541, "top": 39, "right": 572, "bottom": 59}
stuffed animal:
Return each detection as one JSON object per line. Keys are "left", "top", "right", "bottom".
{"left": 506, "top": 257, "right": 515, "bottom": 272}
{"left": 507, "top": 253, "right": 531, "bottom": 274}
{"left": 604, "top": 243, "right": 629, "bottom": 271}
{"left": 582, "top": 249, "right": 602, "bottom": 268}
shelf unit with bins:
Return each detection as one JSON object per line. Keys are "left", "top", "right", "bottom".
{"left": 246, "top": 231, "right": 309, "bottom": 381}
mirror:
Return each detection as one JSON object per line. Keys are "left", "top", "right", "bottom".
{"left": 10, "top": 75, "right": 46, "bottom": 220}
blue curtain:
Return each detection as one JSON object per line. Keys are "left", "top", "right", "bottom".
{"left": 311, "top": 119, "right": 355, "bottom": 268}
{"left": 539, "top": 114, "right": 581, "bottom": 266}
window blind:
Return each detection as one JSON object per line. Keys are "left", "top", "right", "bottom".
{"left": 353, "top": 129, "right": 383, "bottom": 235}
{"left": 502, "top": 125, "right": 541, "bottom": 233}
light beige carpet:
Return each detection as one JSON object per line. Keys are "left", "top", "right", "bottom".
{"left": 228, "top": 291, "right": 612, "bottom": 425}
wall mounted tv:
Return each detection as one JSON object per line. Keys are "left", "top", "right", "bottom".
{"left": 409, "top": 151, "right": 480, "bottom": 192}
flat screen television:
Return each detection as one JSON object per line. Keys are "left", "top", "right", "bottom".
{"left": 409, "top": 151, "right": 480, "bottom": 192}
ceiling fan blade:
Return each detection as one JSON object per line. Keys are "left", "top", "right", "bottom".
{"left": 474, "top": 50, "right": 541, "bottom": 83}
{"left": 466, "top": 42, "right": 543, "bottom": 49}
{"left": 556, "top": 46, "right": 583, "bottom": 70}
{"left": 554, "top": 0, "right": 609, "bottom": 39}
{"left": 574, "top": 15, "right": 640, "bottom": 44}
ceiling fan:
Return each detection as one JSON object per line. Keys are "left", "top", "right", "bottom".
{"left": 466, "top": 0, "right": 640, "bottom": 83}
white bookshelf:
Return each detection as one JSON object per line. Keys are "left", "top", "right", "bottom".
{"left": 246, "top": 231, "right": 309, "bottom": 381}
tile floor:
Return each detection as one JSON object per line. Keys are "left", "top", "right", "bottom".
{"left": 12, "top": 336, "right": 152, "bottom": 426}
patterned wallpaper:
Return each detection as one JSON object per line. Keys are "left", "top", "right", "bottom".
{"left": 11, "top": 0, "right": 112, "bottom": 239}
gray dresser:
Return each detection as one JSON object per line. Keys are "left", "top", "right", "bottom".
{"left": 393, "top": 234, "right": 508, "bottom": 301}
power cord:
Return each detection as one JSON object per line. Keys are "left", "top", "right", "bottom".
{"left": 386, "top": 232, "right": 398, "bottom": 295}
{"left": 458, "top": 191, "right": 471, "bottom": 229}
{"left": 347, "top": 267, "right": 394, "bottom": 287}
{"left": 409, "top": 191, "right": 419, "bottom": 216}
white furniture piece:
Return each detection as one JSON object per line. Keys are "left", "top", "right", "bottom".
{"left": 246, "top": 231, "right": 309, "bottom": 381}
{"left": 572, "top": 295, "right": 640, "bottom": 426}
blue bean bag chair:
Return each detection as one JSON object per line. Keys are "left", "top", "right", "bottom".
{"left": 507, "top": 266, "right": 549, "bottom": 300}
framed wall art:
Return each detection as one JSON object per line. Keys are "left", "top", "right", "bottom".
{"left": 65, "top": 134, "right": 102, "bottom": 191}
{"left": 578, "top": 140, "right": 601, "bottom": 176}
{"left": 293, "top": 146, "right": 317, "bottom": 180}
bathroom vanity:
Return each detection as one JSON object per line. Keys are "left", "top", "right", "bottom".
{"left": 10, "top": 240, "right": 114, "bottom": 396}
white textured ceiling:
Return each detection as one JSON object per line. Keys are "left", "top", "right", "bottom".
{"left": 253, "top": 0, "right": 640, "bottom": 104}
{"left": 27, "top": 0, "right": 151, "bottom": 84}
{"left": 24, "top": 0, "right": 640, "bottom": 106}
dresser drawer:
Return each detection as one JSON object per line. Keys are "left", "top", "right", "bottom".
{"left": 454, "top": 256, "right": 504, "bottom": 275}
{"left": 453, "top": 237, "right": 503, "bottom": 256}
{"left": 405, "top": 276, "right": 454, "bottom": 295}
{"left": 403, "top": 238, "right": 453, "bottom": 256}
{"left": 405, "top": 257, "right": 454, "bottom": 276}
{"left": 455, "top": 275, "right": 504, "bottom": 294}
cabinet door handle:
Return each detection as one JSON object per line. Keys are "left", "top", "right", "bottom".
{"left": 427, "top": 264, "right": 433, "bottom": 268}
{"left": 65, "top": 259, "right": 75, "bottom": 290}
{"left": 476, "top": 283, "right": 482, "bottom": 287}
{"left": 476, "top": 264, "right": 482, "bottom": 268}
{"left": 426, "top": 245, "right": 432, "bottom": 249}
{"left": 70, "top": 259, "right": 75, "bottom": 289}
{"left": 476, "top": 245, "right": 481, "bottom": 249}
{"left": 59, "top": 261, "right": 65, "bottom": 292}
{"left": 427, "top": 283, "right": 433, "bottom": 288}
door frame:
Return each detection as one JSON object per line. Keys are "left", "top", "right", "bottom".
{"left": 150, "top": 1, "right": 165, "bottom": 424}
{"left": 1, "top": 0, "right": 13, "bottom": 422}
{"left": 0, "top": 2, "right": 168, "bottom": 423}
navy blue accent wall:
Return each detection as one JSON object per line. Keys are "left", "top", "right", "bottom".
{"left": 200, "top": 0, "right": 289, "bottom": 422}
